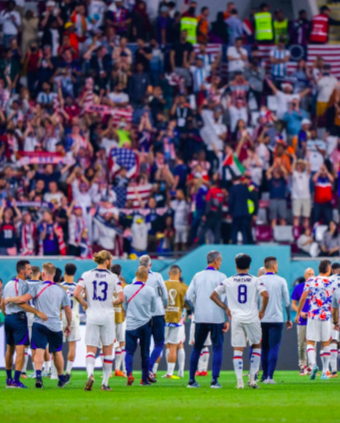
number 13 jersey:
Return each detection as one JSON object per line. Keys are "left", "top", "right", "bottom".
{"left": 78, "top": 268, "right": 122, "bottom": 325}
{"left": 215, "top": 273, "right": 267, "bottom": 323}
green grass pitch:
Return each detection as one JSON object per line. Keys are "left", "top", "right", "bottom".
{"left": 1, "top": 370, "right": 339, "bottom": 423}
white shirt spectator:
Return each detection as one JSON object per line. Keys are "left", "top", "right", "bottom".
{"left": 108, "top": 91, "right": 129, "bottom": 105}
{"left": 317, "top": 75, "right": 338, "bottom": 103}
{"left": 227, "top": 46, "right": 248, "bottom": 73}
{"left": 88, "top": 0, "right": 107, "bottom": 26}
{"left": 229, "top": 106, "right": 248, "bottom": 133}
{"left": 0, "top": 10, "right": 21, "bottom": 35}
{"left": 100, "top": 137, "right": 119, "bottom": 156}
{"left": 24, "top": 136, "right": 39, "bottom": 152}
{"left": 43, "top": 192, "right": 64, "bottom": 205}
{"left": 275, "top": 91, "right": 299, "bottom": 120}
{"left": 131, "top": 217, "right": 148, "bottom": 251}
{"left": 200, "top": 110, "right": 227, "bottom": 152}
{"left": 306, "top": 138, "right": 326, "bottom": 172}
{"left": 292, "top": 170, "right": 311, "bottom": 200}
{"left": 170, "top": 199, "right": 190, "bottom": 227}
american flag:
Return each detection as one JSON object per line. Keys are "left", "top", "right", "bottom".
{"left": 109, "top": 147, "right": 139, "bottom": 180}
{"left": 126, "top": 183, "right": 153, "bottom": 208}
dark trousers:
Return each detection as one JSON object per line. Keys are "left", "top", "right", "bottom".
{"left": 125, "top": 321, "right": 152, "bottom": 382}
{"left": 231, "top": 216, "right": 249, "bottom": 244}
{"left": 198, "top": 213, "right": 222, "bottom": 245}
{"left": 189, "top": 323, "right": 224, "bottom": 382}
{"left": 149, "top": 315, "right": 165, "bottom": 372}
{"left": 313, "top": 202, "right": 333, "bottom": 225}
{"left": 261, "top": 322, "right": 283, "bottom": 380}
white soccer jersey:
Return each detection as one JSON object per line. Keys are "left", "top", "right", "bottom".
{"left": 215, "top": 273, "right": 267, "bottom": 323}
{"left": 60, "top": 281, "right": 80, "bottom": 321}
{"left": 78, "top": 268, "right": 122, "bottom": 325}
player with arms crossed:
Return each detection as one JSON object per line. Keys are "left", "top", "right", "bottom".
{"left": 211, "top": 253, "right": 269, "bottom": 389}
{"left": 295, "top": 260, "right": 337, "bottom": 380}
{"left": 73, "top": 250, "right": 124, "bottom": 391}
{"left": 60, "top": 263, "right": 80, "bottom": 382}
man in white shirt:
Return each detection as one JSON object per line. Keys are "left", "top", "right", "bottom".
{"left": 259, "top": 256, "right": 292, "bottom": 384}
{"left": 107, "top": 82, "right": 129, "bottom": 107}
{"left": 316, "top": 64, "right": 338, "bottom": 119}
{"left": 211, "top": 253, "right": 269, "bottom": 389}
{"left": 306, "top": 128, "right": 326, "bottom": 172}
{"left": 200, "top": 107, "right": 227, "bottom": 156}
{"left": 0, "top": 1, "right": 21, "bottom": 48}
{"left": 292, "top": 158, "right": 311, "bottom": 228}
{"left": 227, "top": 37, "right": 248, "bottom": 80}
{"left": 185, "top": 250, "right": 229, "bottom": 389}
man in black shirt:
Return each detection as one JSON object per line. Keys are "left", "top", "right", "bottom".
{"left": 170, "top": 30, "right": 193, "bottom": 87}
{"left": 135, "top": 38, "right": 152, "bottom": 73}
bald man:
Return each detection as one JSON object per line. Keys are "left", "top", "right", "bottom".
{"left": 291, "top": 267, "right": 315, "bottom": 375}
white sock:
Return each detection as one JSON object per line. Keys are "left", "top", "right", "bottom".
{"left": 32, "top": 362, "right": 36, "bottom": 376}
{"left": 100, "top": 353, "right": 104, "bottom": 366}
{"left": 86, "top": 352, "right": 96, "bottom": 378}
{"left": 115, "top": 348, "right": 122, "bottom": 371}
{"left": 249, "top": 348, "right": 261, "bottom": 382}
{"left": 177, "top": 348, "right": 185, "bottom": 377}
{"left": 165, "top": 348, "right": 169, "bottom": 363}
{"left": 22, "top": 348, "right": 29, "bottom": 373}
{"left": 307, "top": 346, "right": 316, "bottom": 367}
{"left": 321, "top": 345, "right": 331, "bottom": 374}
{"left": 51, "top": 361, "right": 57, "bottom": 377}
{"left": 152, "top": 363, "right": 159, "bottom": 375}
{"left": 167, "top": 362, "right": 175, "bottom": 376}
{"left": 121, "top": 349, "right": 126, "bottom": 372}
{"left": 66, "top": 360, "right": 74, "bottom": 375}
{"left": 202, "top": 347, "right": 209, "bottom": 372}
{"left": 330, "top": 343, "right": 338, "bottom": 373}
{"left": 103, "top": 356, "right": 113, "bottom": 386}
{"left": 233, "top": 350, "right": 243, "bottom": 381}
{"left": 44, "top": 361, "right": 50, "bottom": 373}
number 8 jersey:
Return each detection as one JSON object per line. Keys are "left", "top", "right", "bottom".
{"left": 78, "top": 268, "right": 123, "bottom": 324}
{"left": 215, "top": 273, "right": 267, "bottom": 322}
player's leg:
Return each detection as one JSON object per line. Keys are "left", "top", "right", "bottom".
{"left": 5, "top": 344, "right": 15, "bottom": 387}
{"left": 188, "top": 323, "right": 210, "bottom": 387}
{"left": 49, "top": 328, "right": 66, "bottom": 388}
{"left": 30, "top": 348, "right": 36, "bottom": 378}
{"left": 320, "top": 321, "right": 332, "bottom": 379}
{"left": 247, "top": 321, "right": 262, "bottom": 388}
{"left": 102, "top": 344, "right": 114, "bottom": 390}
{"left": 140, "top": 322, "right": 152, "bottom": 385}
{"left": 297, "top": 324, "right": 307, "bottom": 375}
{"left": 210, "top": 323, "right": 224, "bottom": 388}
{"left": 43, "top": 347, "right": 50, "bottom": 377}
{"left": 266, "top": 323, "right": 283, "bottom": 383}
{"left": 149, "top": 316, "right": 165, "bottom": 375}
{"left": 22, "top": 347, "right": 29, "bottom": 378}
{"left": 166, "top": 343, "right": 179, "bottom": 378}
{"left": 260, "top": 322, "right": 269, "bottom": 381}
{"left": 66, "top": 341, "right": 76, "bottom": 376}
{"left": 84, "top": 322, "right": 100, "bottom": 390}
{"left": 125, "top": 328, "right": 138, "bottom": 386}
{"left": 306, "top": 319, "right": 321, "bottom": 379}
{"left": 120, "top": 342, "right": 126, "bottom": 375}
{"left": 231, "top": 320, "right": 246, "bottom": 389}
{"left": 330, "top": 327, "right": 339, "bottom": 377}
{"left": 177, "top": 343, "right": 185, "bottom": 377}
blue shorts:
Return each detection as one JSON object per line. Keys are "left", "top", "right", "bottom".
{"left": 5, "top": 312, "right": 29, "bottom": 346}
{"left": 31, "top": 323, "right": 63, "bottom": 353}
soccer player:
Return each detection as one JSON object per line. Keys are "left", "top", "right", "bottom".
{"left": 164, "top": 265, "right": 188, "bottom": 379}
{"left": 73, "top": 250, "right": 124, "bottom": 391}
{"left": 295, "top": 260, "right": 337, "bottom": 380}
{"left": 61, "top": 263, "right": 80, "bottom": 382}
{"left": 111, "top": 264, "right": 127, "bottom": 377}
{"left": 329, "top": 262, "right": 340, "bottom": 377}
{"left": 22, "top": 266, "right": 41, "bottom": 379}
{"left": 123, "top": 266, "right": 157, "bottom": 386}
{"left": 331, "top": 285, "right": 340, "bottom": 367}
{"left": 137, "top": 255, "right": 168, "bottom": 379}
{"left": 186, "top": 250, "right": 229, "bottom": 389}
{"left": 211, "top": 253, "right": 269, "bottom": 389}
{"left": 5, "top": 262, "right": 71, "bottom": 389}
{"left": 291, "top": 267, "right": 315, "bottom": 376}
{"left": 3, "top": 260, "right": 47, "bottom": 388}
{"left": 260, "top": 256, "right": 292, "bottom": 384}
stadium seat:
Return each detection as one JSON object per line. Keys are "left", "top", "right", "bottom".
{"left": 273, "top": 226, "right": 294, "bottom": 243}
{"left": 315, "top": 225, "right": 328, "bottom": 242}
{"left": 255, "top": 225, "right": 273, "bottom": 242}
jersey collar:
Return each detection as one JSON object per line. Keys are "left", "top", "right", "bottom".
{"left": 206, "top": 267, "right": 216, "bottom": 271}
{"left": 265, "top": 272, "right": 275, "bottom": 275}
{"left": 42, "top": 280, "right": 56, "bottom": 285}
{"left": 134, "top": 281, "right": 145, "bottom": 285}
{"left": 237, "top": 273, "right": 249, "bottom": 276}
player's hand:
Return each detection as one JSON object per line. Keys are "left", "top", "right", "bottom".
{"left": 300, "top": 312, "right": 308, "bottom": 319}
{"left": 82, "top": 302, "right": 88, "bottom": 311}
{"left": 226, "top": 308, "right": 231, "bottom": 321}
{"left": 38, "top": 311, "right": 48, "bottom": 322}
{"left": 259, "top": 311, "right": 265, "bottom": 320}
{"left": 334, "top": 324, "right": 340, "bottom": 332}
{"left": 222, "top": 322, "right": 230, "bottom": 333}
{"left": 64, "top": 324, "right": 71, "bottom": 337}
{"left": 287, "top": 320, "right": 293, "bottom": 329}
{"left": 294, "top": 314, "right": 300, "bottom": 324}
{"left": 4, "top": 297, "right": 12, "bottom": 305}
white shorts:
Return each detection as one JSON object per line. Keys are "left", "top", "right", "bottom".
{"left": 165, "top": 326, "right": 182, "bottom": 344}
{"left": 231, "top": 319, "right": 262, "bottom": 347}
{"left": 85, "top": 321, "right": 115, "bottom": 348}
{"left": 63, "top": 322, "right": 80, "bottom": 342}
{"left": 179, "top": 324, "right": 185, "bottom": 344}
{"left": 115, "top": 321, "right": 126, "bottom": 344}
{"left": 306, "top": 319, "right": 331, "bottom": 342}
{"left": 332, "top": 328, "right": 340, "bottom": 342}
{"left": 175, "top": 225, "right": 188, "bottom": 244}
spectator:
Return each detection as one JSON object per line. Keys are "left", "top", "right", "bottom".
{"left": 267, "top": 162, "right": 288, "bottom": 228}
{"left": 297, "top": 227, "right": 319, "bottom": 257}
{"left": 0, "top": 199, "right": 21, "bottom": 255}
{"left": 306, "top": 128, "right": 326, "bottom": 173}
{"left": 209, "top": 11, "right": 229, "bottom": 44}
{"left": 21, "top": 10, "right": 39, "bottom": 56}
{"left": 228, "top": 176, "right": 250, "bottom": 244}
{"left": 43, "top": 181, "right": 64, "bottom": 206}
{"left": 313, "top": 164, "right": 334, "bottom": 225}
{"left": 316, "top": 64, "right": 338, "bottom": 121}
{"left": 290, "top": 10, "right": 311, "bottom": 47}
{"left": 197, "top": 7, "right": 210, "bottom": 44}
{"left": 244, "top": 58, "right": 265, "bottom": 109}
{"left": 0, "top": 0, "right": 21, "bottom": 49}
{"left": 170, "top": 189, "right": 190, "bottom": 251}
{"left": 253, "top": 3, "right": 274, "bottom": 44}
{"left": 273, "top": 9, "right": 289, "bottom": 45}
{"left": 156, "top": 6, "right": 172, "bottom": 47}
{"left": 321, "top": 221, "right": 340, "bottom": 257}
{"left": 128, "top": 62, "right": 151, "bottom": 106}
{"left": 130, "top": 1, "right": 152, "bottom": 42}
{"left": 270, "top": 36, "right": 290, "bottom": 81}
{"left": 39, "top": 209, "right": 61, "bottom": 256}
{"left": 180, "top": 0, "right": 198, "bottom": 44}
{"left": 227, "top": 37, "right": 248, "bottom": 80}
{"left": 170, "top": 30, "right": 193, "bottom": 88}
{"left": 226, "top": 9, "right": 243, "bottom": 46}
{"left": 310, "top": 5, "right": 340, "bottom": 44}
{"left": 292, "top": 158, "right": 311, "bottom": 229}
{"left": 283, "top": 98, "right": 308, "bottom": 139}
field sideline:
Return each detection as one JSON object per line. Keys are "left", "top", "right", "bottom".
{"left": 1, "top": 370, "right": 340, "bottom": 422}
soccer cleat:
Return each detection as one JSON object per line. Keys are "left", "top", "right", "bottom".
{"left": 310, "top": 365, "right": 319, "bottom": 380}
{"left": 299, "top": 367, "right": 307, "bottom": 376}
{"left": 260, "top": 375, "right": 267, "bottom": 383}
{"left": 211, "top": 381, "right": 222, "bottom": 389}
{"left": 21, "top": 373, "right": 27, "bottom": 379}
{"left": 247, "top": 381, "right": 260, "bottom": 389}
{"left": 237, "top": 379, "right": 244, "bottom": 389}
{"left": 187, "top": 380, "right": 200, "bottom": 388}
{"left": 162, "top": 374, "right": 181, "bottom": 379}
{"left": 127, "top": 374, "right": 135, "bottom": 386}
{"left": 35, "top": 378, "right": 44, "bottom": 389}
{"left": 329, "top": 372, "right": 338, "bottom": 378}
{"left": 42, "top": 371, "right": 50, "bottom": 378}
{"left": 6, "top": 378, "right": 14, "bottom": 388}
{"left": 84, "top": 375, "right": 95, "bottom": 391}
{"left": 12, "top": 381, "right": 28, "bottom": 389}
{"left": 50, "top": 374, "right": 58, "bottom": 380}
{"left": 326, "top": 371, "right": 331, "bottom": 377}
{"left": 178, "top": 371, "right": 184, "bottom": 378}
{"left": 57, "top": 378, "right": 68, "bottom": 388}
{"left": 101, "top": 384, "right": 112, "bottom": 391}
{"left": 28, "top": 373, "right": 36, "bottom": 379}
{"left": 64, "top": 374, "right": 71, "bottom": 385}
{"left": 195, "top": 371, "right": 208, "bottom": 377}
{"left": 321, "top": 373, "right": 329, "bottom": 380}
{"left": 148, "top": 372, "right": 157, "bottom": 383}
{"left": 115, "top": 370, "right": 126, "bottom": 377}
{"left": 265, "top": 379, "right": 276, "bottom": 385}
{"left": 140, "top": 379, "right": 151, "bottom": 386}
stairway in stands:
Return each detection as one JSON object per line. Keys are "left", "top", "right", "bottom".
{"left": 316, "top": 1, "right": 340, "bottom": 43}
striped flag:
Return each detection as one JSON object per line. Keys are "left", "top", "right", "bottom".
{"left": 126, "top": 184, "right": 153, "bottom": 208}
{"left": 222, "top": 152, "right": 245, "bottom": 177}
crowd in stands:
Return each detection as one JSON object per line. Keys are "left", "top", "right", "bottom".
{"left": 0, "top": 0, "right": 340, "bottom": 258}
